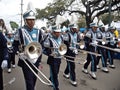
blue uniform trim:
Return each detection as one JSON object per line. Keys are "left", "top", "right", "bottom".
{"left": 50, "top": 66, "right": 55, "bottom": 89}
{"left": 90, "top": 54, "right": 95, "bottom": 72}
{"left": 108, "top": 50, "right": 112, "bottom": 64}
{"left": 100, "top": 50, "right": 105, "bottom": 67}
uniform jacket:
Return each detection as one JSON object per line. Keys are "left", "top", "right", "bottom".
{"left": 43, "top": 34, "right": 63, "bottom": 65}
{"left": 0, "top": 32, "right": 9, "bottom": 65}
{"left": 13, "top": 25, "right": 43, "bottom": 67}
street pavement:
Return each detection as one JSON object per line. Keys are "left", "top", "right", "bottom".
{"left": 3, "top": 53, "right": 120, "bottom": 90}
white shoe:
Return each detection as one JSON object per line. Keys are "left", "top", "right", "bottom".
{"left": 63, "top": 73, "right": 69, "bottom": 79}
{"left": 97, "top": 65, "right": 100, "bottom": 69}
{"left": 89, "top": 72, "right": 97, "bottom": 79}
{"left": 101, "top": 67, "right": 109, "bottom": 73}
{"left": 8, "top": 68, "right": 11, "bottom": 73}
{"left": 12, "top": 65, "right": 16, "bottom": 68}
{"left": 109, "top": 65, "right": 115, "bottom": 68}
{"left": 107, "top": 62, "right": 109, "bottom": 65}
{"left": 82, "top": 68, "right": 88, "bottom": 74}
{"left": 70, "top": 80, "right": 77, "bottom": 86}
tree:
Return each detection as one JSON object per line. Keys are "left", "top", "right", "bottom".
{"left": 10, "top": 21, "right": 19, "bottom": 30}
{"left": 36, "top": 1, "right": 66, "bottom": 20}
{"left": 36, "top": 0, "right": 120, "bottom": 28}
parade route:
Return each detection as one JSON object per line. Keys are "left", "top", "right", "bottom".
{"left": 3, "top": 54, "right": 120, "bottom": 90}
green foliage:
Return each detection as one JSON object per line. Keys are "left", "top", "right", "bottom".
{"left": 36, "top": 1, "right": 66, "bottom": 20}
{"left": 78, "top": 17, "right": 86, "bottom": 28}
{"left": 61, "top": 19, "right": 70, "bottom": 28}
{"left": 100, "top": 13, "right": 114, "bottom": 25}
{"left": 9, "top": 21, "right": 19, "bottom": 30}
{"left": 36, "top": 0, "right": 120, "bottom": 28}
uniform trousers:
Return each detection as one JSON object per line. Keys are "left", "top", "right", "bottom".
{"left": 64, "top": 49, "right": 76, "bottom": 81}
{"left": 47, "top": 56, "right": 61, "bottom": 90}
{"left": 21, "top": 60, "right": 38, "bottom": 90}
{"left": 0, "top": 67, "right": 3, "bottom": 90}
{"left": 84, "top": 46, "right": 97, "bottom": 72}
{"left": 96, "top": 47, "right": 107, "bottom": 67}
{"left": 107, "top": 50, "right": 114, "bottom": 65}
{"left": 8, "top": 52, "right": 15, "bottom": 68}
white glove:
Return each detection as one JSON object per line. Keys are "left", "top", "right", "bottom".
{"left": 1, "top": 60, "right": 8, "bottom": 69}
{"left": 93, "top": 41, "right": 98, "bottom": 45}
{"left": 80, "top": 45, "right": 85, "bottom": 49}
{"left": 69, "top": 47, "right": 75, "bottom": 50}
{"left": 90, "top": 41, "right": 98, "bottom": 46}
{"left": 102, "top": 41, "right": 106, "bottom": 45}
{"left": 80, "top": 33, "right": 84, "bottom": 39}
{"left": 73, "top": 49, "right": 78, "bottom": 55}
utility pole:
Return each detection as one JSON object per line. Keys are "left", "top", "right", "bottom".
{"left": 20, "top": 0, "right": 23, "bottom": 27}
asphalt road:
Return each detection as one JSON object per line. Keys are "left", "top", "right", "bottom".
{"left": 3, "top": 53, "right": 120, "bottom": 90}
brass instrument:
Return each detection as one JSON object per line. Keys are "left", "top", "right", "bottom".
{"left": 18, "top": 42, "right": 53, "bottom": 86}
{"left": 24, "top": 42, "right": 42, "bottom": 63}
{"left": 7, "top": 41, "right": 12, "bottom": 48}
{"left": 49, "top": 43, "right": 67, "bottom": 57}
{"left": 7, "top": 40, "right": 13, "bottom": 53}
{"left": 78, "top": 49, "right": 101, "bottom": 56}
{"left": 90, "top": 43, "right": 120, "bottom": 53}
{"left": 58, "top": 43, "right": 67, "bottom": 55}
{"left": 74, "top": 42, "right": 101, "bottom": 56}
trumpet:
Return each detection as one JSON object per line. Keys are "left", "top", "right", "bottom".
{"left": 18, "top": 42, "right": 53, "bottom": 86}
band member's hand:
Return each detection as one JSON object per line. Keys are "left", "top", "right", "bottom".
{"left": 1, "top": 60, "right": 8, "bottom": 69}
{"left": 80, "top": 33, "right": 84, "bottom": 39}
{"left": 73, "top": 49, "right": 78, "bottom": 55}
{"left": 39, "top": 63, "right": 43, "bottom": 70}
{"left": 90, "top": 41, "right": 98, "bottom": 46}
{"left": 16, "top": 51, "right": 19, "bottom": 55}
{"left": 80, "top": 45, "right": 85, "bottom": 49}
{"left": 102, "top": 41, "right": 106, "bottom": 45}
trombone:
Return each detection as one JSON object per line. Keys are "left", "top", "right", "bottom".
{"left": 91, "top": 43, "right": 120, "bottom": 53}
{"left": 48, "top": 43, "right": 67, "bottom": 57}
{"left": 18, "top": 42, "right": 53, "bottom": 86}
{"left": 74, "top": 42, "right": 101, "bottom": 56}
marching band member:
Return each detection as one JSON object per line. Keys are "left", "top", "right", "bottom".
{"left": 0, "top": 19, "right": 9, "bottom": 90}
{"left": 6, "top": 31, "right": 16, "bottom": 73}
{"left": 0, "top": 31, "right": 9, "bottom": 90}
{"left": 106, "top": 26, "right": 117, "bottom": 68}
{"left": 114, "top": 27, "right": 119, "bottom": 38}
{"left": 96, "top": 20, "right": 109, "bottom": 73}
{"left": 43, "top": 25, "right": 63, "bottom": 90}
{"left": 63, "top": 23, "right": 78, "bottom": 86}
{"left": 0, "top": 19, "right": 7, "bottom": 35}
{"left": 13, "top": 9, "right": 43, "bottom": 90}
{"left": 82, "top": 22, "right": 98, "bottom": 79}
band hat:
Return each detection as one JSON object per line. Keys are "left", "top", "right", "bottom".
{"left": 7, "top": 31, "right": 13, "bottom": 34}
{"left": 23, "top": 10, "right": 36, "bottom": 19}
{"left": 52, "top": 25, "right": 61, "bottom": 32}
{"left": 90, "top": 22, "right": 98, "bottom": 27}
{"left": 109, "top": 26, "right": 116, "bottom": 30}
{"left": 98, "top": 20, "right": 105, "bottom": 28}
{"left": 69, "top": 23, "right": 78, "bottom": 29}
{"left": 62, "top": 26, "right": 68, "bottom": 32}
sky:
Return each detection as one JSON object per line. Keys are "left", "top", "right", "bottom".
{"left": 0, "top": 0, "right": 53, "bottom": 27}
